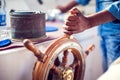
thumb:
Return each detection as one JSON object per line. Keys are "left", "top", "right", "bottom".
{"left": 70, "top": 7, "right": 82, "bottom": 16}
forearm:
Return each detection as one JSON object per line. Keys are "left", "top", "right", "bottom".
{"left": 62, "top": 0, "right": 79, "bottom": 13}
{"left": 87, "top": 10, "right": 116, "bottom": 27}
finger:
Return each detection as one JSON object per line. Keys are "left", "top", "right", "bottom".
{"left": 63, "top": 30, "right": 73, "bottom": 35}
{"left": 63, "top": 25, "right": 74, "bottom": 33}
{"left": 65, "top": 20, "right": 77, "bottom": 26}
{"left": 67, "top": 15, "right": 79, "bottom": 21}
{"left": 63, "top": 25, "right": 77, "bottom": 31}
{"left": 70, "top": 8, "right": 79, "bottom": 15}
{"left": 64, "top": 29, "right": 81, "bottom": 35}
{"left": 63, "top": 25, "right": 71, "bottom": 31}
{"left": 70, "top": 8, "right": 82, "bottom": 16}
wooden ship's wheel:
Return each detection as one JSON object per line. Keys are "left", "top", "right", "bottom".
{"left": 23, "top": 8, "right": 94, "bottom": 80}
{"left": 23, "top": 35, "right": 95, "bottom": 80}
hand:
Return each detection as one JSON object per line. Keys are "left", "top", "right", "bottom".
{"left": 63, "top": 8, "right": 91, "bottom": 35}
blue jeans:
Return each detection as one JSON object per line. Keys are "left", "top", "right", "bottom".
{"left": 100, "top": 34, "right": 120, "bottom": 72}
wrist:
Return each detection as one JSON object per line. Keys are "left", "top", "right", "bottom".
{"left": 86, "top": 14, "right": 100, "bottom": 27}
{"left": 86, "top": 17, "right": 93, "bottom": 28}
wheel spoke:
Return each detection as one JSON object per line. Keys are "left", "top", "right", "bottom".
{"left": 70, "top": 60, "right": 80, "bottom": 69}
{"left": 54, "top": 57, "right": 61, "bottom": 66}
{"left": 51, "top": 65, "right": 62, "bottom": 77}
{"left": 61, "top": 50, "right": 69, "bottom": 66}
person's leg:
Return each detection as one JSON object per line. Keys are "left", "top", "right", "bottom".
{"left": 100, "top": 36, "right": 108, "bottom": 72}
{"left": 105, "top": 35, "right": 120, "bottom": 67}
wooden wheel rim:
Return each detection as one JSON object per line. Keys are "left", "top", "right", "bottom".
{"left": 33, "top": 37, "right": 86, "bottom": 80}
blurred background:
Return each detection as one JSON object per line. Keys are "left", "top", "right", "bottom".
{"left": 1, "top": 0, "right": 103, "bottom": 80}
{"left": 5, "top": 0, "right": 95, "bottom": 26}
